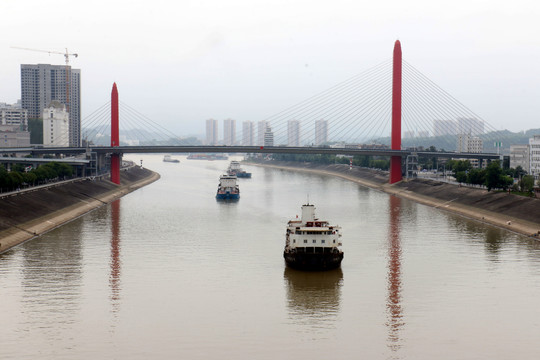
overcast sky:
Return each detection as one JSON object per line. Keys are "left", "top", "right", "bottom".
{"left": 1, "top": 0, "right": 539, "bottom": 136}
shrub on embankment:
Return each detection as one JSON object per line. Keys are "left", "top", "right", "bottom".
{"left": 0, "top": 162, "right": 73, "bottom": 193}
{"left": 261, "top": 153, "right": 390, "bottom": 170}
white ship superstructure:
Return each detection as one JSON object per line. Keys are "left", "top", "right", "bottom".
{"left": 229, "top": 161, "right": 241, "bottom": 172}
{"left": 284, "top": 203, "right": 343, "bottom": 270}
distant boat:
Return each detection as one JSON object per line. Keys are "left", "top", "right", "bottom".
{"left": 187, "top": 153, "right": 228, "bottom": 161}
{"left": 284, "top": 203, "right": 343, "bottom": 270}
{"left": 215, "top": 174, "right": 240, "bottom": 200}
{"left": 227, "top": 160, "right": 252, "bottom": 178}
{"left": 163, "top": 155, "right": 180, "bottom": 163}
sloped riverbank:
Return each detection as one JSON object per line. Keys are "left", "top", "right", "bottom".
{"left": 249, "top": 161, "right": 540, "bottom": 238}
{"left": 0, "top": 166, "right": 160, "bottom": 253}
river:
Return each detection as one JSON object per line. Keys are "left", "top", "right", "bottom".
{"left": 1, "top": 154, "right": 540, "bottom": 359}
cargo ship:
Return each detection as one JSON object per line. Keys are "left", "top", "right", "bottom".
{"left": 284, "top": 203, "right": 343, "bottom": 270}
{"left": 187, "top": 153, "right": 228, "bottom": 161}
{"left": 227, "top": 161, "right": 252, "bottom": 178}
{"left": 215, "top": 174, "right": 240, "bottom": 200}
{"left": 163, "top": 155, "right": 180, "bottom": 163}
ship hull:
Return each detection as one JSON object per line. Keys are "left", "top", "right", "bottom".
{"left": 236, "top": 172, "right": 251, "bottom": 178}
{"left": 284, "top": 249, "right": 343, "bottom": 271}
{"left": 216, "top": 193, "right": 240, "bottom": 200}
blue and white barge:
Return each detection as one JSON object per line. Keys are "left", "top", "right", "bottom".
{"left": 216, "top": 174, "right": 240, "bottom": 200}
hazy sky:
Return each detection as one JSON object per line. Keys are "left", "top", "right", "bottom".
{"left": 1, "top": 0, "right": 539, "bottom": 136}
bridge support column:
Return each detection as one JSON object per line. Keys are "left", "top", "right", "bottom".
{"left": 390, "top": 40, "right": 403, "bottom": 184}
{"left": 111, "top": 83, "right": 121, "bottom": 185}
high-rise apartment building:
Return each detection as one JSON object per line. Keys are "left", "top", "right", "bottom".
{"left": 456, "top": 133, "right": 484, "bottom": 168}
{"left": 242, "top": 121, "right": 254, "bottom": 146}
{"left": 287, "top": 120, "right": 300, "bottom": 146}
{"left": 403, "top": 130, "right": 415, "bottom": 139}
{"left": 315, "top": 119, "right": 328, "bottom": 145}
{"left": 264, "top": 126, "right": 274, "bottom": 147}
{"left": 21, "top": 64, "right": 81, "bottom": 146}
{"left": 223, "top": 118, "right": 236, "bottom": 146}
{"left": 205, "top": 118, "right": 218, "bottom": 145}
{"left": 529, "top": 135, "right": 540, "bottom": 181}
{"left": 467, "top": 136, "right": 483, "bottom": 153}
{"left": 43, "top": 100, "right": 69, "bottom": 147}
{"left": 457, "top": 133, "right": 483, "bottom": 153}
{"left": 433, "top": 119, "right": 457, "bottom": 137}
{"left": 257, "top": 120, "right": 268, "bottom": 146}
{"left": 457, "top": 117, "right": 484, "bottom": 135}
{"left": 510, "top": 144, "right": 530, "bottom": 173}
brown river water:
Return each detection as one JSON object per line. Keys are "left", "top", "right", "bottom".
{"left": 1, "top": 154, "right": 540, "bottom": 359}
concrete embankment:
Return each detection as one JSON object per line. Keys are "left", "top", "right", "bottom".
{"left": 249, "top": 161, "right": 540, "bottom": 238}
{"left": 0, "top": 166, "right": 160, "bottom": 253}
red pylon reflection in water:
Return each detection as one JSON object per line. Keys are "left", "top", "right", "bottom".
{"left": 386, "top": 195, "right": 404, "bottom": 351}
{"left": 110, "top": 199, "right": 121, "bottom": 311}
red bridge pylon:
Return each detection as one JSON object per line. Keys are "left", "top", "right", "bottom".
{"left": 110, "top": 83, "right": 121, "bottom": 184}
{"left": 389, "top": 40, "right": 403, "bottom": 184}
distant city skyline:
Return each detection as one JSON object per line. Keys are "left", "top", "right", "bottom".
{"left": 242, "top": 120, "right": 254, "bottom": 146}
{"left": 287, "top": 120, "right": 300, "bottom": 146}
{"left": 315, "top": 120, "right": 328, "bottom": 145}
{"left": 223, "top": 118, "right": 236, "bottom": 146}
{"left": 2, "top": 1, "right": 540, "bottom": 138}
{"left": 205, "top": 118, "right": 218, "bottom": 145}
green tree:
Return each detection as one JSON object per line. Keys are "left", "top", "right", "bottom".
{"left": 484, "top": 160, "right": 511, "bottom": 191}
{"left": 520, "top": 175, "right": 535, "bottom": 193}
{"left": 467, "top": 168, "right": 486, "bottom": 186}
{"left": 41, "top": 164, "right": 58, "bottom": 179}
{"left": 57, "top": 163, "right": 73, "bottom": 178}
{"left": 0, "top": 165, "right": 9, "bottom": 189}
{"left": 32, "top": 164, "right": 57, "bottom": 183}
{"left": 12, "top": 164, "right": 26, "bottom": 173}
{"left": 513, "top": 166, "right": 527, "bottom": 179}
{"left": 455, "top": 171, "right": 467, "bottom": 183}
{"left": 352, "top": 155, "right": 370, "bottom": 167}
{"left": 8, "top": 172, "right": 23, "bottom": 189}
{"left": 451, "top": 160, "right": 472, "bottom": 175}
{"left": 370, "top": 159, "right": 390, "bottom": 170}
{"left": 46, "top": 162, "right": 73, "bottom": 178}
{"left": 501, "top": 175, "right": 513, "bottom": 190}
{"left": 22, "top": 172, "right": 37, "bottom": 186}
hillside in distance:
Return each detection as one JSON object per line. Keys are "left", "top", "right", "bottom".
{"left": 82, "top": 127, "right": 201, "bottom": 146}
{"left": 376, "top": 128, "right": 540, "bottom": 153}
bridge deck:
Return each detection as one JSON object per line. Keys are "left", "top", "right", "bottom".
{"left": 0, "top": 145, "right": 501, "bottom": 160}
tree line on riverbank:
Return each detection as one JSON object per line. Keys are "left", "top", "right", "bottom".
{"left": 0, "top": 162, "right": 73, "bottom": 192}
{"left": 262, "top": 153, "right": 535, "bottom": 195}
{"left": 445, "top": 159, "right": 534, "bottom": 193}
{"left": 270, "top": 153, "right": 391, "bottom": 170}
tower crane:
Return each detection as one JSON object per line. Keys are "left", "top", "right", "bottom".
{"left": 11, "top": 46, "right": 79, "bottom": 114}
{"left": 11, "top": 46, "right": 78, "bottom": 65}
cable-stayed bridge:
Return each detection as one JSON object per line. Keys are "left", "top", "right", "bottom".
{"left": 25, "top": 145, "right": 496, "bottom": 161}
{"left": 12, "top": 41, "right": 508, "bottom": 184}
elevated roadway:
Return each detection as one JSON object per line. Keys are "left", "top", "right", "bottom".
{"left": 0, "top": 145, "right": 502, "bottom": 161}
